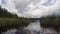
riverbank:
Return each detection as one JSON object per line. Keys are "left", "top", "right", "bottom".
{"left": 40, "top": 16, "right": 60, "bottom": 34}
{"left": 0, "top": 17, "right": 32, "bottom": 33}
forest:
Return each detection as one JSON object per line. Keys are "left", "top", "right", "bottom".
{"left": 0, "top": 6, "right": 32, "bottom": 33}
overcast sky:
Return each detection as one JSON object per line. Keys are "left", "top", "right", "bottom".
{"left": 0, "top": 0, "right": 60, "bottom": 18}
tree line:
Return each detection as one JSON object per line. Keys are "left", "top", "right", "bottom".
{"left": 40, "top": 13, "right": 60, "bottom": 34}
{"left": 0, "top": 6, "right": 18, "bottom": 18}
{"left": 0, "top": 6, "right": 32, "bottom": 33}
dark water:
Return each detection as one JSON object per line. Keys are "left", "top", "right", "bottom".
{"left": 1, "top": 20, "right": 58, "bottom": 34}
{"left": 1, "top": 29, "right": 17, "bottom": 34}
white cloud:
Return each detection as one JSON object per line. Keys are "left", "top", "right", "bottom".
{"left": 1, "top": 0, "right": 18, "bottom": 14}
{"left": 0, "top": 0, "right": 60, "bottom": 18}
{"left": 22, "top": 0, "right": 60, "bottom": 18}
{"left": 0, "top": 0, "right": 2, "bottom": 5}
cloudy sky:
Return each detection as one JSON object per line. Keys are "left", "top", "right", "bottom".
{"left": 0, "top": 0, "right": 60, "bottom": 18}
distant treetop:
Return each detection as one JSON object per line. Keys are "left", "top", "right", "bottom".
{"left": 0, "top": 6, "right": 18, "bottom": 18}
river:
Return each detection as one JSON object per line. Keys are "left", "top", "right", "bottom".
{"left": 1, "top": 20, "right": 58, "bottom": 34}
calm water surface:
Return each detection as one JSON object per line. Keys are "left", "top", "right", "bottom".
{"left": 1, "top": 20, "right": 58, "bottom": 34}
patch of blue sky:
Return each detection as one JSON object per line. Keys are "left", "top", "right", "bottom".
{"left": 2, "top": 0, "right": 7, "bottom": 5}
{"left": 42, "top": 0, "right": 56, "bottom": 6}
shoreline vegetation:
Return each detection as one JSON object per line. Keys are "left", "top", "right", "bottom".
{"left": 0, "top": 6, "right": 32, "bottom": 33}
{"left": 40, "top": 16, "right": 60, "bottom": 34}
{"left": 0, "top": 6, "right": 60, "bottom": 34}
{"left": 0, "top": 18, "right": 32, "bottom": 33}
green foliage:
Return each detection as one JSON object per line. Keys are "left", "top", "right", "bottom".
{"left": 0, "top": 6, "right": 32, "bottom": 27}
{"left": 40, "top": 16, "right": 60, "bottom": 31}
{"left": 0, "top": 18, "right": 32, "bottom": 33}
{"left": 0, "top": 18, "right": 31, "bottom": 27}
{"left": 0, "top": 6, "right": 18, "bottom": 17}
{"left": 0, "top": 6, "right": 32, "bottom": 33}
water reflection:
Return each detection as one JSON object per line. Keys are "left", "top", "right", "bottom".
{"left": 1, "top": 29, "right": 17, "bottom": 34}
{"left": 1, "top": 20, "right": 58, "bottom": 34}
{"left": 42, "top": 28, "right": 57, "bottom": 34}
{"left": 26, "top": 20, "right": 41, "bottom": 34}
{"left": 15, "top": 27, "right": 31, "bottom": 34}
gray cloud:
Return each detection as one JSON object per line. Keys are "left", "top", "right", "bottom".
{"left": 1, "top": 0, "right": 60, "bottom": 18}
{"left": 13, "top": 0, "right": 40, "bottom": 13}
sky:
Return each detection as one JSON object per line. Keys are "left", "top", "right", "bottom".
{"left": 0, "top": 0, "right": 60, "bottom": 18}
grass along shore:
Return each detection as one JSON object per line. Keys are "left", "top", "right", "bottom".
{"left": 0, "top": 18, "right": 32, "bottom": 33}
